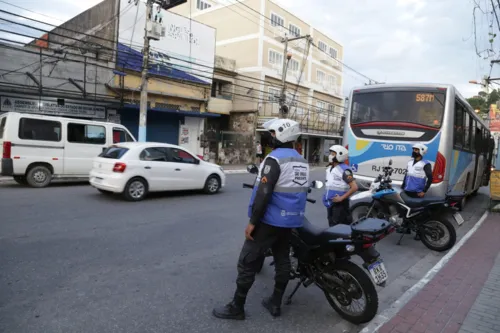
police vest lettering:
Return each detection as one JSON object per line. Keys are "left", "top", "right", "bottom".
{"left": 248, "top": 148, "right": 309, "bottom": 228}
{"left": 323, "top": 164, "right": 351, "bottom": 207}
{"left": 404, "top": 159, "right": 430, "bottom": 193}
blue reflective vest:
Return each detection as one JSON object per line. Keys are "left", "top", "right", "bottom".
{"left": 404, "top": 159, "right": 430, "bottom": 193}
{"left": 248, "top": 148, "right": 309, "bottom": 228}
{"left": 322, "top": 164, "right": 351, "bottom": 207}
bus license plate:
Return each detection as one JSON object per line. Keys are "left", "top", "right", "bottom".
{"left": 453, "top": 212, "right": 464, "bottom": 225}
{"left": 368, "top": 260, "right": 388, "bottom": 285}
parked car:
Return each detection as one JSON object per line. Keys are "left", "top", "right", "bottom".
{"left": 0, "top": 111, "right": 135, "bottom": 187}
{"left": 89, "top": 142, "right": 225, "bottom": 201}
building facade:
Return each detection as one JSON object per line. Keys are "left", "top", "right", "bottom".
{"left": 171, "top": 0, "right": 345, "bottom": 163}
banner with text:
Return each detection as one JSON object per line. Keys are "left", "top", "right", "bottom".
{"left": 1, "top": 97, "right": 106, "bottom": 118}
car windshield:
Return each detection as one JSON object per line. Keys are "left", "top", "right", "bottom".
{"left": 350, "top": 90, "right": 446, "bottom": 128}
{"left": 99, "top": 146, "right": 129, "bottom": 159}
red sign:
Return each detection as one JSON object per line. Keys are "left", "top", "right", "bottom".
{"left": 491, "top": 104, "right": 500, "bottom": 132}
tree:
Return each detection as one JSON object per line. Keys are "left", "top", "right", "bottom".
{"left": 466, "top": 89, "right": 500, "bottom": 113}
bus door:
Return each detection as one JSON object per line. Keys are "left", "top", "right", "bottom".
{"left": 472, "top": 124, "right": 481, "bottom": 189}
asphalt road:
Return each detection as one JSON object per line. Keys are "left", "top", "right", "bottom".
{"left": 0, "top": 171, "right": 490, "bottom": 333}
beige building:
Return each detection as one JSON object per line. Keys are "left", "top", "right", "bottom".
{"left": 171, "top": 0, "right": 345, "bottom": 163}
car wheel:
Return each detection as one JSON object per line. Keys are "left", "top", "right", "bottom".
{"left": 122, "top": 177, "right": 148, "bottom": 201}
{"left": 26, "top": 165, "right": 52, "bottom": 188}
{"left": 204, "top": 175, "right": 220, "bottom": 194}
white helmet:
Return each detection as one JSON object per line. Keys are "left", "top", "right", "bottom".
{"left": 329, "top": 145, "right": 348, "bottom": 163}
{"left": 412, "top": 143, "right": 428, "bottom": 156}
{"left": 262, "top": 118, "right": 301, "bottom": 144}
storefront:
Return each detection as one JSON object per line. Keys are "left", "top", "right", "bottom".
{"left": 116, "top": 105, "right": 220, "bottom": 156}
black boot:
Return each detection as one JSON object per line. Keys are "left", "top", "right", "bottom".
{"left": 262, "top": 282, "right": 287, "bottom": 317}
{"left": 212, "top": 289, "right": 246, "bottom": 320}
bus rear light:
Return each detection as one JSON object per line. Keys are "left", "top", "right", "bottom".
{"left": 2, "top": 141, "right": 11, "bottom": 158}
{"left": 345, "top": 144, "right": 349, "bottom": 165}
{"left": 432, "top": 152, "right": 446, "bottom": 183}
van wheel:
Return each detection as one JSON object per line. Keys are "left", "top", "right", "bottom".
{"left": 122, "top": 177, "right": 148, "bottom": 201}
{"left": 26, "top": 165, "right": 52, "bottom": 188}
{"left": 13, "top": 176, "right": 27, "bottom": 185}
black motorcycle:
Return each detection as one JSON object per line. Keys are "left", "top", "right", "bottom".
{"left": 350, "top": 159, "right": 465, "bottom": 252}
{"left": 243, "top": 164, "right": 395, "bottom": 324}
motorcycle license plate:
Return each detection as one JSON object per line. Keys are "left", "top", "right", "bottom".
{"left": 453, "top": 212, "right": 464, "bottom": 226}
{"left": 368, "top": 260, "right": 388, "bottom": 285}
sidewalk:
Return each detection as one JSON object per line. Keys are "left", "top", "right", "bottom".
{"left": 373, "top": 212, "right": 500, "bottom": 333}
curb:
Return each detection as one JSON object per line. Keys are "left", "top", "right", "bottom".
{"left": 360, "top": 210, "right": 490, "bottom": 333}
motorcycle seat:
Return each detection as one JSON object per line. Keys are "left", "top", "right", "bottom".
{"left": 400, "top": 192, "right": 445, "bottom": 208}
{"left": 297, "top": 218, "right": 352, "bottom": 245}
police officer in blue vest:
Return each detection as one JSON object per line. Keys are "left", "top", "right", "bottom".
{"left": 323, "top": 145, "right": 358, "bottom": 226}
{"left": 402, "top": 143, "right": 433, "bottom": 198}
{"left": 212, "top": 118, "right": 309, "bottom": 320}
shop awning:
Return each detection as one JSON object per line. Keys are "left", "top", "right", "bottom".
{"left": 122, "top": 105, "right": 221, "bottom": 118}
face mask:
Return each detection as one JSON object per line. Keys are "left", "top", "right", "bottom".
{"left": 328, "top": 154, "right": 334, "bottom": 163}
{"left": 411, "top": 152, "right": 420, "bottom": 158}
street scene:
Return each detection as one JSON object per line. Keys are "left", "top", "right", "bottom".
{"left": 2, "top": 0, "right": 500, "bottom": 332}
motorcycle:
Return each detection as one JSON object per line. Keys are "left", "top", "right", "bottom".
{"left": 350, "top": 159, "right": 465, "bottom": 252}
{"left": 243, "top": 163, "right": 395, "bottom": 324}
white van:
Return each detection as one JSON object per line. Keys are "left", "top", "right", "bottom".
{"left": 0, "top": 112, "right": 136, "bottom": 187}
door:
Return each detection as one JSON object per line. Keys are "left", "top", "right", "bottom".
{"left": 64, "top": 122, "right": 107, "bottom": 175}
{"left": 472, "top": 124, "right": 481, "bottom": 190}
{"left": 138, "top": 147, "right": 177, "bottom": 191}
{"left": 165, "top": 147, "right": 206, "bottom": 189}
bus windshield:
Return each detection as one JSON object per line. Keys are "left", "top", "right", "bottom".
{"left": 350, "top": 90, "right": 446, "bottom": 129}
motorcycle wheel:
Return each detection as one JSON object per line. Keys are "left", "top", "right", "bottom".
{"left": 350, "top": 202, "right": 382, "bottom": 223}
{"left": 322, "top": 260, "right": 379, "bottom": 324}
{"left": 418, "top": 217, "right": 457, "bottom": 252}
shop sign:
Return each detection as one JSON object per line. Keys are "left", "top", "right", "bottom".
{"left": 0, "top": 96, "right": 106, "bottom": 118}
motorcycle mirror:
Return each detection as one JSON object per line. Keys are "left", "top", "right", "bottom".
{"left": 246, "top": 164, "right": 259, "bottom": 174}
{"left": 312, "top": 180, "right": 324, "bottom": 189}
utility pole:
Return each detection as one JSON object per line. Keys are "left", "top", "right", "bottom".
{"left": 279, "top": 34, "right": 311, "bottom": 119}
{"left": 138, "top": 0, "right": 153, "bottom": 142}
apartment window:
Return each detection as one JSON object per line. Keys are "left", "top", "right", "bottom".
{"left": 269, "top": 50, "right": 283, "bottom": 65}
{"left": 286, "top": 92, "right": 297, "bottom": 106}
{"left": 316, "top": 70, "right": 326, "bottom": 83}
{"left": 289, "top": 23, "right": 301, "bottom": 37}
{"left": 288, "top": 59, "right": 299, "bottom": 72}
{"left": 268, "top": 87, "right": 280, "bottom": 102}
{"left": 328, "top": 104, "right": 335, "bottom": 113}
{"left": 329, "top": 47, "right": 338, "bottom": 59}
{"left": 19, "top": 118, "right": 61, "bottom": 142}
{"left": 270, "top": 13, "right": 284, "bottom": 27}
{"left": 196, "top": 0, "right": 211, "bottom": 10}
{"left": 316, "top": 101, "right": 326, "bottom": 111}
{"left": 318, "top": 41, "right": 328, "bottom": 52}
{"left": 327, "top": 75, "right": 336, "bottom": 87}
{"left": 68, "top": 123, "right": 106, "bottom": 145}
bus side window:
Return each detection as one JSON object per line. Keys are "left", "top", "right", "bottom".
{"left": 453, "top": 101, "right": 464, "bottom": 148}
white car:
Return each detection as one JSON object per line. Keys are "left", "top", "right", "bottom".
{"left": 89, "top": 142, "right": 226, "bottom": 201}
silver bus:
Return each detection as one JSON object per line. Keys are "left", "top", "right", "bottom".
{"left": 343, "top": 83, "right": 494, "bottom": 203}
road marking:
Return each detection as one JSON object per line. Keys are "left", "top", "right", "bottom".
{"left": 360, "top": 210, "right": 490, "bottom": 333}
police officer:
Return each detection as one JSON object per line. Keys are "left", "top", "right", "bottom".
{"left": 212, "top": 118, "right": 309, "bottom": 320}
{"left": 402, "top": 143, "right": 433, "bottom": 198}
{"left": 323, "top": 145, "right": 358, "bottom": 227}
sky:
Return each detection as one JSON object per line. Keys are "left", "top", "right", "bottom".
{"left": 0, "top": 0, "right": 498, "bottom": 98}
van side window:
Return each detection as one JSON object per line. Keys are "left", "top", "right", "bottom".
{"left": 113, "top": 128, "right": 134, "bottom": 143}
{"left": 0, "top": 117, "right": 5, "bottom": 139}
{"left": 68, "top": 123, "right": 106, "bottom": 144}
{"left": 19, "top": 118, "right": 61, "bottom": 141}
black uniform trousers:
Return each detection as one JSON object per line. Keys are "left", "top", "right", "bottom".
{"left": 235, "top": 222, "right": 292, "bottom": 298}
{"left": 327, "top": 199, "right": 351, "bottom": 227}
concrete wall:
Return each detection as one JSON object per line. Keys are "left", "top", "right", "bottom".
{"left": 28, "top": 0, "right": 119, "bottom": 63}
{"left": 0, "top": 43, "right": 114, "bottom": 100}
